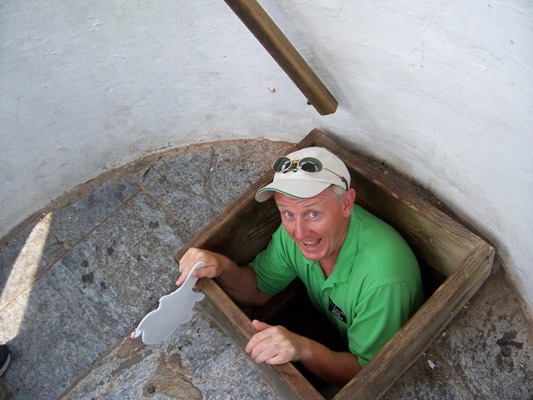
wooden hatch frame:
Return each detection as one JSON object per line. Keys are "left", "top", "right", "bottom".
{"left": 175, "top": 129, "right": 495, "bottom": 399}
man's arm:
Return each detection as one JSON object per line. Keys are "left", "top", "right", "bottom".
{"left": 177, "top": 247, "right": 271, "bottom": 306}
{"left": 179, "top": 249, "right": 361, "bottom": 385}
{"left": 247, "top": 320, "right": 361, "bottom": 387}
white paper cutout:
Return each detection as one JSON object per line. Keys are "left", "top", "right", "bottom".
{"left": 131, "top": 261, "right": 206, "bottom": 345}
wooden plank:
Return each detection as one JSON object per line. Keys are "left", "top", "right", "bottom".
{"left": 333, "top": 242, "right": 495, "bottom": 400}
{"left": 198, "top": 280, "right": 320, "bottom": 400}
{"left": 224, "top": 0, "right": 338, "bottom": 116}
{"left": 175, "top": 170, "right": 323, "bottom": 399}
{"left": 194, "top": 266, "right": 323, "bottom": 400}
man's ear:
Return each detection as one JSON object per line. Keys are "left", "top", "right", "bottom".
{"left": 343, "top": 188, "right": 356, "bottom": 214}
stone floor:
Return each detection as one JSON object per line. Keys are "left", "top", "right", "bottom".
{"left": 0, "top": 139, "right": 531, "bottom": 400}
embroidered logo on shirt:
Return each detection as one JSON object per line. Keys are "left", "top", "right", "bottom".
{"left": 328, "top": 298, "right": 347, "bottom": 323}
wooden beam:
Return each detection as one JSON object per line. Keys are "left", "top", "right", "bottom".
{"left": 224, "top": 0, "right": 338, "bottom": 115}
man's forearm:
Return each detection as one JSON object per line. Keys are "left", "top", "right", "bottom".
{"left": 215, "top": 260, "right": 271, "bottom": 306}
{"left": 298, "top": 336, "right": 362, "bottom": 387}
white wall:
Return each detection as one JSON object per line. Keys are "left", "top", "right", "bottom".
{"left": 1, "top": 1, "right": 532, "bottom": 308}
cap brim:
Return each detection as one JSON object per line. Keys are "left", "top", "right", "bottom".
{"left": 255, "top": 179, "right": 331, "bottom": 202}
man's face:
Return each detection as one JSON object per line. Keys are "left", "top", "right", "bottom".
{"left": 274, "top": 187, "right": 355, "bottom": 269}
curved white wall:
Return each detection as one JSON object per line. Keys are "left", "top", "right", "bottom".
{"left": 1, "top": 1, "right": 532, "bottom": 308}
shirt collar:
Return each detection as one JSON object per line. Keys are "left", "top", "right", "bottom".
{"left": 327, "top": 209, "right": 359, "bottom": 285}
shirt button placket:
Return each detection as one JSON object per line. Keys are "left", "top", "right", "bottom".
{"left": 321, "top": 288, "right": 329, "bottom": 310}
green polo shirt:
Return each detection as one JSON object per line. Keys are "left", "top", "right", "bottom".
{"left": 251, "top": 204, "right": 424, "bottom": 367}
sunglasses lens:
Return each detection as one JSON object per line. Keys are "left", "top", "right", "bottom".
{"left": 273, "top": 157, "right": 292, "bottom": 172}
{"left": 299, "top": 158, "right": 322, "bottom": 173}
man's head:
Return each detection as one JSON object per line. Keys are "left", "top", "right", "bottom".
{"left": 256, "top": 147, "right": 355, "bottom": 269}
{"left": 255, "top": 147, "right": 351, "bottom": 203}
{"left": 273, "top": 187, "right": 355, "bottom": 269}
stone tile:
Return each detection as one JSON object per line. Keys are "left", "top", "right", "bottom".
{"left": 55, "top": 193, "right": 188, "bottom": 333}
{"left": 50, "top": 176, "right": 138, "bottom": 249}
{"left": 137, "top": 141, "right": 290, "bottom": 237}
{"left": 0, "top": 193, "right": 186, "bottom": 399}
{"left": 382, "top": 264, "right": 533, "bottom": 399}
{"left": 0, "top": 213, "right": 64, "bottom": 311}
{"left": 206, "top": 141, "right": 290, "bottom": 206}
{"left": 61, "top": 309, "right": 281, "bottom": 400}
{"left": 139, "top": 148, "right": 219, "bottom": 238}
{"left": 0, "top": 277, "right": 110, "bottom": 400}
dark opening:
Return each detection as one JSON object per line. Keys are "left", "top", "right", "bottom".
{"left": 251, "top": 280, "right": 345, "bottom": 397}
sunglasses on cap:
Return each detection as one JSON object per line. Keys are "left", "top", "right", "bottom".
{"left": 272, "top": 157, "right": 349, "bottom": 190}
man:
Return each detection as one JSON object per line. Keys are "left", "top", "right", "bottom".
{"left": 178, "top": 146, "right": 423, "bottom": 386}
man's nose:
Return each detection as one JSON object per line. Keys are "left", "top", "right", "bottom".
{"left": 293, "top": 218, "right": 310, "bottom": 239}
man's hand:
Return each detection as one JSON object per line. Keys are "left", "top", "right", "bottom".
{"left": 245, "top": 320, "right": 303, "bottom": 365}
{"left": 177, "top": 248, "right": 272, "bottom": 307}
{"left": 246, "top": 319, "right": 362, "bottom": 386}
{"left": 176, "top": 248, "right": 226, "bottom": 287}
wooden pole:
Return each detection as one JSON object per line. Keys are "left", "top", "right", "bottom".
{"left": 224, "top": 0, "right": 338, "bottom": 115}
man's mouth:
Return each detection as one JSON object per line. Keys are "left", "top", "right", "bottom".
{"left": 301, "top": 238, "right": 321, "bottom": 249}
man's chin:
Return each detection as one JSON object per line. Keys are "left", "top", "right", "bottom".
{"left": 298, "top": 246, "right": 324, "bottom": 261}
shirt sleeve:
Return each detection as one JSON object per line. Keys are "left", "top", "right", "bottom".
{"left": 251, "top": 226, "right": 298, "bottom": 297}
{"left": 347, "top": 282, "right": 413, "bottom": 367}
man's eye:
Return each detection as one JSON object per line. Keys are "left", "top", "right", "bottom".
{"left": 309, "top": 211, "right": 319, "bottom": 218}
{"left": 283, "top": 211, "right": 294, "bottom": 218}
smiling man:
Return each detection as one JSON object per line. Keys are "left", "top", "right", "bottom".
{"left": 177, "top": 146, "right": 423, "bottom": 387}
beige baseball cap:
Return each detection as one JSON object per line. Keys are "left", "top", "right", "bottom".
{"left": 255, "top": 147, "right": 351, "bottom": 202}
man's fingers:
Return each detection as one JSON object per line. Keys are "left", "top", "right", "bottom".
{"left": 246, "top": 320, "right": 274, "bottom": 353}
{"left": 246, "top": 324, "right": 296, "bottom": 365}
{"left": 264, "top": 351, "right": 292, "bottom": 365}
{"left": 251, "top": 319, "right": 270, "bottom": 332}
{"left": 176, "top": 248, "right": 211, "bottom": 286}
{"left": 248, "top": 334, "right": 293, "bottom": 364}
{"left": 176, "top": 262, "right": 212, "bottom": 286}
